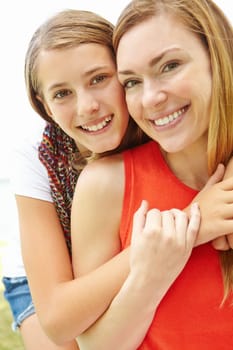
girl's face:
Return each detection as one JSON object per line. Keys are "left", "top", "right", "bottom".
{"left": 37, "top": 44, "right": 129, "bottom": 153}
{"left": 117, "top": 14, "right": 212, "bottom": 154}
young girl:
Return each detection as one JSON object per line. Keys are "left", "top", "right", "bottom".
{"left": 4, "top": 9, "right": 147, "bottom": 349}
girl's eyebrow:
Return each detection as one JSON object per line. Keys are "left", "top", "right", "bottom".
{"left": 48, "top": 82, "right": 67, "bottom": 93}
{"left": 83, "top": 64, "right": 111, "bottom": 77}
{"left": 118, "top": 47, "right": 182, "bottom": 76}
{"left": 47, "top": 65, "right": 111, "bottom": 92}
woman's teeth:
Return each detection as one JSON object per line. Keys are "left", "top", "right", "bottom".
{"left": 81, "top": 116, "right": 112, "bottom": 132}
{"left": 154, "top": 108, "right": 184, "bottom": 126}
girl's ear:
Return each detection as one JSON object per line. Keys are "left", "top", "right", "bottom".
{"left": 36, "top": 94, "right": 53, "bottom": 119}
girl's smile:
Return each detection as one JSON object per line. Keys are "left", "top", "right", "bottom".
{"left": 37, "top": 43, "right": 129, "bottom": 153}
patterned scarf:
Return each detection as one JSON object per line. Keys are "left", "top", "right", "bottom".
{"left": 38, "top": 123, "right": 80, "bottom": 254}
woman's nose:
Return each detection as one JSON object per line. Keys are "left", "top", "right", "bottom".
{"left": 141, "top": 80, "right": 167, "bottom": 109}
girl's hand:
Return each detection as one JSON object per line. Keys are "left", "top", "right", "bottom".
{"left": 189, "top": 164, "right": 233, "bottom": 249}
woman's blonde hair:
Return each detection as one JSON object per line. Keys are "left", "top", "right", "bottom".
{"left": 113, "top": 0, "right": 233, "bottom": 301}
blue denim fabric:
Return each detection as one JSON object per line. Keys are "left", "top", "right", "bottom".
{"left": 2, "top": 276, "right": 35, "bottom": 331}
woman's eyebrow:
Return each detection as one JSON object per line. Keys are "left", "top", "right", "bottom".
{"left": 118, "top": 47, "right": 181, "bottom": 76}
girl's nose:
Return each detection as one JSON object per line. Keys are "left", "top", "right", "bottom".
{"left": 77, "top": 90, "right": 100, "bottom": 117}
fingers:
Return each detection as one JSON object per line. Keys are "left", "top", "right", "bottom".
{"left": 226, "top": 233, "right": 233, "bottom": 249}
{"left": 169, "top": 209, "right": 188, "bottom": 239}
{"left": 143, "top": 208, "right": 162, "bottom": 236}
{"left": 169, "top": 204, "right": 200, "bottom": 250}
{"left": 170, "top": 204, "right": 200, "bottom": 248}
{"left": 189, "top": 203, "right": 201, "bottom": 230}
{"left": 200, "top": 162, "right": 233, "bottom": 191}
{"left": 131, "top": 200, "right": 148, "bottom": 244}
{"left": 212, "top": 236, "right": 230, "bottom": 250}
{"left": 224, "top": 156, "right": 233, "bottom": 179}
{"left": 219, "top": 176, "right": 233, "bottom": 190}
{"left": 202, "top": 164, "right": 225, "bottom": 191}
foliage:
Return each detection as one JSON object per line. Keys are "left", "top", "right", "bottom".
{"left": 0, "top": 241, "right": 24, "bottom": 350}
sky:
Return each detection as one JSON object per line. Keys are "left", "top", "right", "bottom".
{"left": 0, "top": 0, "right": 232, "bottom": 179}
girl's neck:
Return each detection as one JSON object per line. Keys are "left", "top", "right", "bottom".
{"left": 76, "top": 141, "right": 88, "bottom": 153}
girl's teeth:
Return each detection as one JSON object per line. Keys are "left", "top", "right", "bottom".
{"left": 81, "top": 116, "right": 112, "bottom": 132}
{"left": 154, "top": 108, "right": 184, "bottom": 126}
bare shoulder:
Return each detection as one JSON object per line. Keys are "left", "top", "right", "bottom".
{"left": 71, "top": 153, "right": 125, "bottom": 263}
{"left": 77, "top": 153, "right": 124, "bottom": 192}
{"left": 72, "top": 153, "right": 125, "bottom": 218}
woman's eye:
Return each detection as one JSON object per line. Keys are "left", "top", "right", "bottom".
{"left": 92, "top": 75, "right": 107, "bottom": 85}
{"left": 163, "top": 61, "right": 179, "bottom": 73}
{"left": 123, "top": 80, "right": 139, "bottom": 89}
{"left": 54, "top": 89, "right": 71, "bottom": 99}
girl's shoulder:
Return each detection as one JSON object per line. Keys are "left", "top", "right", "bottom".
{"left": 78, "top": 153, "right": 124, "bottom": 189}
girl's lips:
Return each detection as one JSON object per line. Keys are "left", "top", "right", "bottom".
{"left": 79, "top": 115, "right": 113, "bottom": 132}
{"left": 78, "top": 115, "right": 114, "bottom": 134}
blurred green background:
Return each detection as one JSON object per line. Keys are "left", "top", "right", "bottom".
{"left": 0, "top": 241, "right": 24, "bottom": 350}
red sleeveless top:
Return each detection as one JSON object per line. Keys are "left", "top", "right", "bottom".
{"left": 120, "top": 141, "right": 233, "bottom": 350}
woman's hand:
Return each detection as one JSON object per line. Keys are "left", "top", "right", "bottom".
{"left": 129, "top": 200, "right": 200, "bottom": 299}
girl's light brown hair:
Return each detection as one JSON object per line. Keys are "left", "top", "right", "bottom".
{"left": 25, "top": 9, "right": 115, "bottom": 123}
{"left": 25, "top": 9, "right": 149, "bottom": 163}
{"left": 113, "top": 0, "right": 233, "bottom": 302}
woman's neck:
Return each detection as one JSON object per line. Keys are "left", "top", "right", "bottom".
{"left": 161, "top": 139, "right": 209, "bottom": 191}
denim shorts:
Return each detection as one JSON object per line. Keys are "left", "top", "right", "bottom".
{"left": 2, "top": 276, "right": 35, "bottom": 331}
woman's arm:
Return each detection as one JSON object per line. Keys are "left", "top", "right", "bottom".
{"left": 71, "top": 158, "right": 200, "bottom": 350}
{"left": 71, "top": 157, "right": 161, "bottom": 349}
{"left": 18, "top": 157, "right": 233, "bottom": 348}
{"left": 72, "top": 160, "right": 233, "bottom": 349}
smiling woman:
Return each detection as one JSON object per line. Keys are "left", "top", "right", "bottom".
{"left": 70, "top": 0, "right": 233, "bottom": 349}
{"left": 116, "top": 14, "right": 212, "bottom": 155}
{"left": 0, "top": 1, "right": 232, "bottom": 350}
{"left": 0, "top": 0, "right": 231, "bottom": 178}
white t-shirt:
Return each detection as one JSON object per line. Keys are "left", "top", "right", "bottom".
{"left": 2, "top": 124, "right": 52, "bottom": 277}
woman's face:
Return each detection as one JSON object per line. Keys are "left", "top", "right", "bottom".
{"left": 37, "top": 43, "right": 129, "bottom": 153}
{"left": 117, "top": 14, "right": 212, "bottom": 154}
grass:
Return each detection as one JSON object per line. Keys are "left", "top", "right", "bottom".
{"left": 0, "top": 241, "right": 24, "bottom": 350}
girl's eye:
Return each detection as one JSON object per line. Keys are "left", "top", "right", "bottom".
{"left": 91, "top": 75, "right": 107, "bottom": 85}
{"left": 54, "top": 89, "right": 71, "bottom": 99}
{"left": 163, "top": 61, "right": 179, "bottom": 73}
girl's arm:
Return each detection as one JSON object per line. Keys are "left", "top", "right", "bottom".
{"left": 181, "top": 163, "right": 233, "bottom": 248}
{"left": 77, "top": 203, "right": 200, "bottom": 350}
{"left": 211, "top": 159, "right": 233, "bottom": 249}
{"left": 71, "top": 158, "right": 200, "bottom": 349}
{"left": 18, "top": 158, "right": 233, "bottom": 347}
{"left": 71, "top": 157, "right": 163, "bottom": 349}
{"left": 17, "top": 195, "right": 130, "bottom": 345}
{"left": 71, "top": 157, "right": 233, "bottom": 349}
